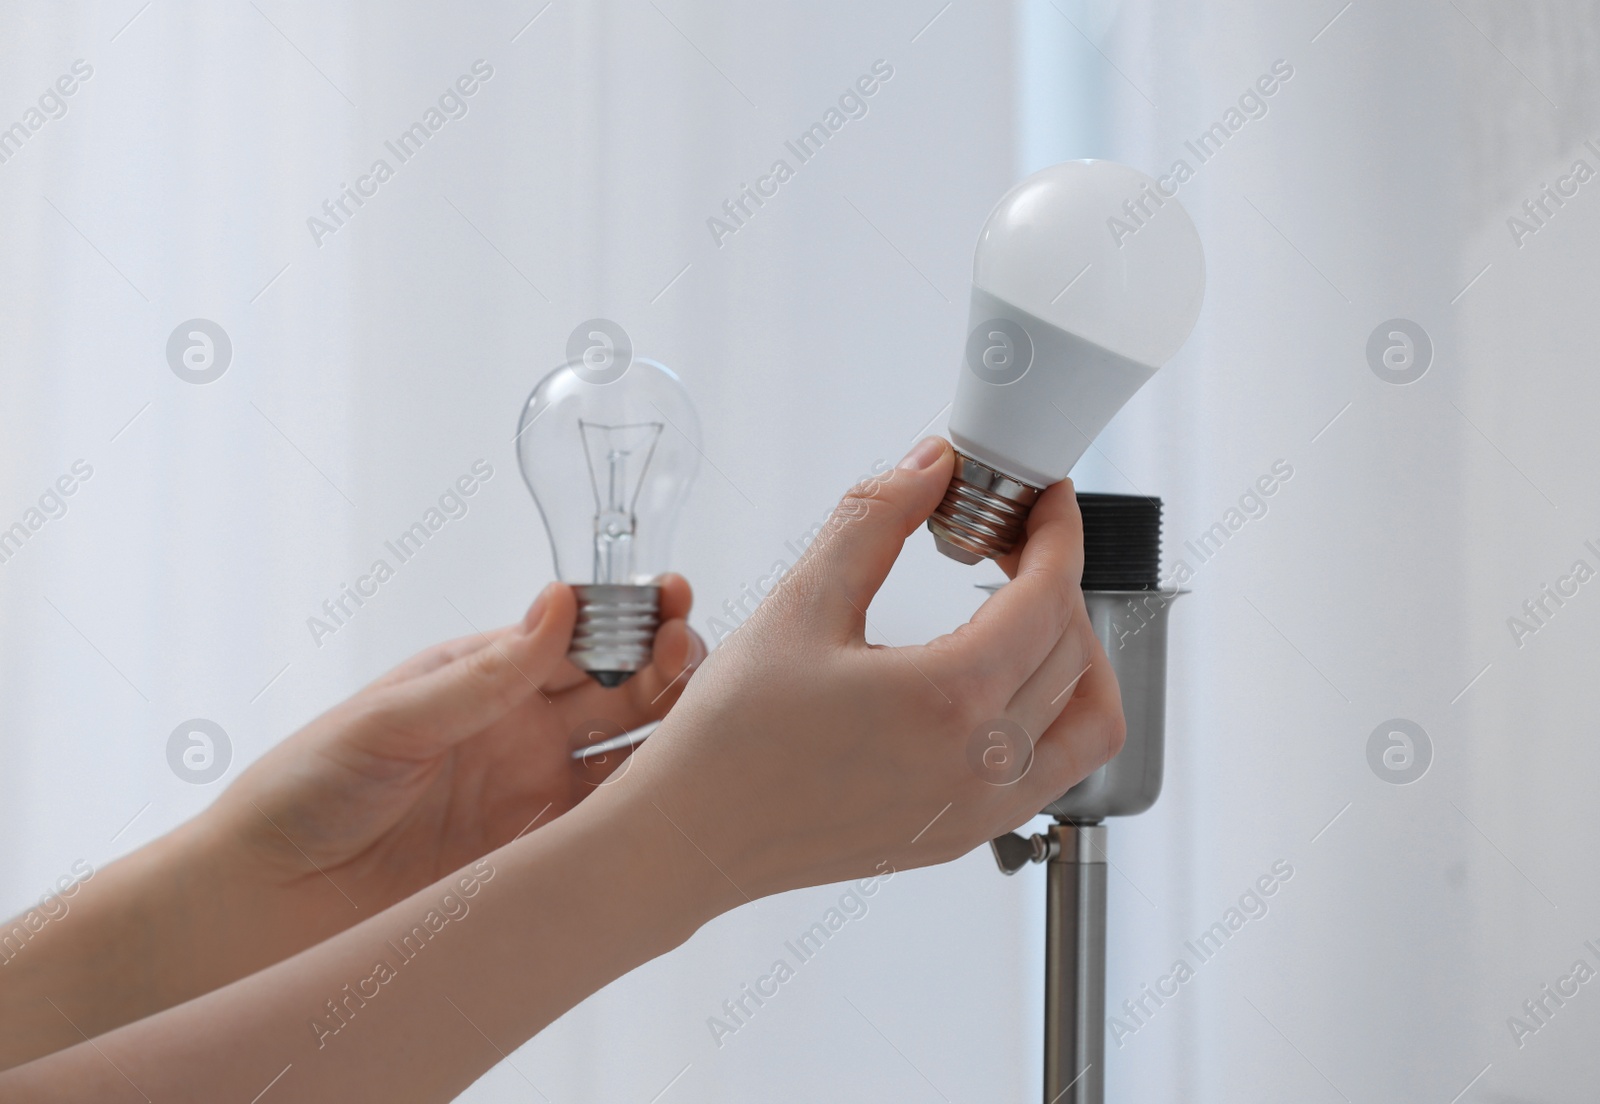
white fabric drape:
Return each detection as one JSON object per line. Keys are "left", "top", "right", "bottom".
{"left": 3, "top": 1, "right": 1598, "bottom": 1100}
{"left": 1072, "top": 3, "right": 1600, "bottom": 1101}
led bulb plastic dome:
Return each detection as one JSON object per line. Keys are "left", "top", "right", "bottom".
{"left": 972, "top": 160, "right": 1206, "bottom": 367}
{"left": 929, "top": 160, "right": 1206, "bottom": 564}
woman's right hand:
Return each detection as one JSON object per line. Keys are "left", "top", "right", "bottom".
{"left": 611, "top": 435, "right": 1125, "bottom": 905}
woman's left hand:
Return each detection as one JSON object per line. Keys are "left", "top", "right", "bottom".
{"left": 0, "top": 578, "right": 704, "bottom": 1069}
{"left": 211, "top": 577, "right": 703, "bottom": 920}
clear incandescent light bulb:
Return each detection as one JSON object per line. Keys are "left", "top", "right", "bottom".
{"left": 516, "top": 353, "right": 701, "bottom": 686}
{"left": 928, "top": 159, "right": 1207, "bottom": 563}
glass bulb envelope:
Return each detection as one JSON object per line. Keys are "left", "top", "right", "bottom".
{"left": 516, "top": 357, "right": 701, "bottom": 685}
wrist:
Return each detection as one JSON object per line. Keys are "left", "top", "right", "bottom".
{"left": 88, "top": 806, "right": 347, "bottom": 1003}
{"left": 565, "top": 777, "right": 747, "bottom": 948}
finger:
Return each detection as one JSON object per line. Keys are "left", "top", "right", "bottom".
{"left": 1003, "top": 591, "right": 1093, "bottom": 735}
{"left": 993, "top": 476, "right": 1081, "bottom": 580}
{"left": 655, "top": 572, "right": 693, "bottom": 624}
{"left": 1022, "top": 630, "right": 1125, "bottom": 810}
{"left": 627, "top": 617, "right": 706, "bottom": 712}
{"left": 537, "top": 574, "right": 698, "bottom": 699}
{"left": 780, "top": 436, "right": 954, "bottom": 640}
{"left": 366, "top": 583, "right": 576, "bottom": 753}
{"left": 365, "top": 583, "right": 566, "bottom": 691}
{"left": 620, "top": 574, "right": 700, "bottom": 708}
{"left": 538, "top": 657, "right": 603, "bottom": 695}
{"left": 922, "top": 477, "right": 1084, "bottom": 690}
{"left": 555, "top": 616, "right": 706, "bottom": 725}
{"left": 629, "top": 574, "right": 698, "bottom": 708}
{"left": 365, "top": 626, "right": 514, "bottom": 690}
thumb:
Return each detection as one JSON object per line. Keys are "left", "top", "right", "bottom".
{"left": 366, "top": 583, "right": 577, "bottom": 754}
{"left": 790, "top": 436, "right": 953, "bottom": 639}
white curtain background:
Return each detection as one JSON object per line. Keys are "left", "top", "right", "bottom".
{"left": 3, "top": 1, "right": 1598, "bottom": 1100}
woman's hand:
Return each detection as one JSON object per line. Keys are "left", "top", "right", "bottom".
{"left": 610, "top": 436, "right": 1124, "bottom": 904}
{"left": 0, "top": 579, "right": 702, "bottom": 1070}
{"left": 210, "top": 575, "right": 704, "bottom": 921}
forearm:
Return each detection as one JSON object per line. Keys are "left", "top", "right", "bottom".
{"left": 0, "top": 785, "right": 727, "bottom": 1102}
{"left": 0, "top": 813, "right": 374, "bottom": 1071}
{"left": 0, "top": 823, "right": 218, "bottom": 1068}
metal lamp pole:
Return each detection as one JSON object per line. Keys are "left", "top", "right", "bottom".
{"left": 990, "top": 494, "right": 1178, "bottom": 1104}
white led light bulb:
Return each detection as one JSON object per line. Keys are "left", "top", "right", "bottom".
{"left": 929, "top": 160, "right": 1206, "bottom": 563}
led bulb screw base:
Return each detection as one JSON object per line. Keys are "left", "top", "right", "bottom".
{"left": 927, "top": 453, "right": 1041, "bottom": 563}
{"left": 569, "top": 584, "right": 660, "bottom": 687}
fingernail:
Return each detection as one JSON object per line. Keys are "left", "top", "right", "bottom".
{"left": 524, "top": 584, "right": 555, "bottom": 629}
{"left": 899, "top": 436, "right": 946, "bottom": 471}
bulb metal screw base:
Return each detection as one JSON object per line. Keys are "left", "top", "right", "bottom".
{"left": 928, "top": 453, "right": 1042, "bottom": 563}
{"left": 569, "top": 584, "right": 660, "bottom": 687}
